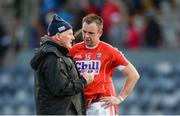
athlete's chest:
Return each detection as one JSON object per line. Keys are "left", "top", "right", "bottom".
{"left": 73, "top": 49, "right": 111, "bottom": 75}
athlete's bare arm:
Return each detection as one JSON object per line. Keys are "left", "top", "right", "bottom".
{"left": 119, "top": 62, "right": 140, "bottom": 100}
{"left": 100, "top": 62, "right": 140, "bottom": 108}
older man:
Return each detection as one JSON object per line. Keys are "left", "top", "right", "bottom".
{"left": 30, "top": 14, "right": 94, "bottom": 115}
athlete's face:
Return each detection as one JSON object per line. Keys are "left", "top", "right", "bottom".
{"left": 82, "top": 22, "right": 102, "bottom": 47}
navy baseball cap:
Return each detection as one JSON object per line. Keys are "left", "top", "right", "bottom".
{"left": 47, "top": 14, "right": 72, "bottom": 36}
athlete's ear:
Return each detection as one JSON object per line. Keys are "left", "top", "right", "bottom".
{"left": 98, "top": 30, "right": 103, "bottom": 37}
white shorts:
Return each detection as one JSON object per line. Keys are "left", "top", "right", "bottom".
{"left": 86, "top": 102, "right": 115, "bottom": 116}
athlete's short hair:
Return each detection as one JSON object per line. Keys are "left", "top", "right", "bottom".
{"left": 82, "top": 13, "right": 103, "bottom": 31}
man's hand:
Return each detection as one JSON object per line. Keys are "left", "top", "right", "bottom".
{"left": 99, "top": 96, "right": 123, "bottom": 109}
{"left": 82, "top": 70, "right": 94, "bottom": 85}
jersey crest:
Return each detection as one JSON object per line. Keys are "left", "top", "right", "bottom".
{"left": 96, "top": 53, "right": 102, "bottom": 59}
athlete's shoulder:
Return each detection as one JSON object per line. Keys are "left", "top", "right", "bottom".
{"left": 70, "top": 42, "right": 85, "bottom": 55}
{"left": 71, "top": 42, "right": 85, "bottom": 51}
{"left": 72, "top": 42, "right": 84, "bottom": 48}
{"left": 101, "top": 41, "right": 121, "bottom": 52}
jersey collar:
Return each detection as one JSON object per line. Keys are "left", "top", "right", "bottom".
{"left": 85, "top": 41, "right": 100, "bottom": 49}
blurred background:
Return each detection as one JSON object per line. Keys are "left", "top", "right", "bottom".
{"left": 0, "top": 0, "right": 180, "bottom": 115}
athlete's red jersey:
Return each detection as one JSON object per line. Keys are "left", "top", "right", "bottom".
{"left": 70, "top": 41, "right": 128, "bottom": 102}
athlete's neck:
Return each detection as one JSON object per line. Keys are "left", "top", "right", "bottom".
{"left": 85, "top": 41, "right": 100, "bottom": 49}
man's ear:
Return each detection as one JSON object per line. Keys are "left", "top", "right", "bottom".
{"left": 98, "top": 30, "right": 103, "bottom": 37}
{"left": 56, "top": 33, "right": 61, "bottom": 40}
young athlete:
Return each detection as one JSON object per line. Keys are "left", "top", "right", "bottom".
{"left": 70, "top": 13, "right": 140, "bottom": 115}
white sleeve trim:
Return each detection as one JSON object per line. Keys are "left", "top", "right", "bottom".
{"left": 117, "top": 65, "right": 127, "bottom": 71}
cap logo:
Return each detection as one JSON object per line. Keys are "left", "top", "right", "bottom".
{"left": 58, "top": 26, "right": 66, "bottom": 32}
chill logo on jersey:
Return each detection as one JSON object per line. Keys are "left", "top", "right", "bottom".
{"left": 76, "top": 60, "right": 101, "bottom": 75}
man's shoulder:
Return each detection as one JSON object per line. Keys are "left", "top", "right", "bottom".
{"left": 100, "top": 41, "right": 117, "bottom": 51}
{"left": 72, "top": 42, "right": 84, "bottom": 48}
{"left": 100, "top": 41, "right": 124, "bottom": 56}
{"left": 70, "top": 42, "right": 85, "bottom": 55}
{"left": 71, "top": 42, "right": 85, "bottom": 52}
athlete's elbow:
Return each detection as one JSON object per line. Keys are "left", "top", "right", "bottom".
{"left": 130, "top": 72, "right": 140, "bottom": 81}
{"left": 135, "top": 72, "right": 140, "bottom": 80}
